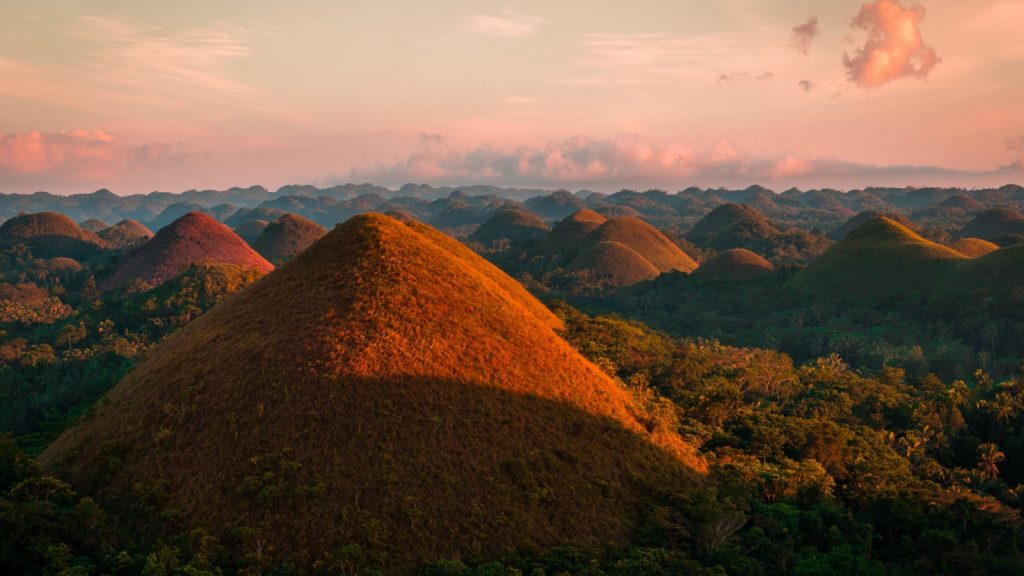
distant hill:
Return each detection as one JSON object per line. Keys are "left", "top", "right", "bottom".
{"left": 0, "top": 212, "right": 108, "bottom": 259}
{"left": 523, "top": 190, "right": 587, "bottom": 220}
{"left": 695, "top": 248, "right": 775, "bottom": 281}
{"left": 958, "top": 208, "right": 1024, "bottom": 240}
{"left": 233, "top": 219, "right": 269, "bottom": 244}
{"left": 43, "top": 213, "right": 701, "bottom": 571}
{"left": 567, "top": 241, "right": 662, "bottom": 286}
{"left": 97, "top": 219, "right": 153, "bottom": 249}
{"left": 788, "top": 217, "right": 967, "bottom": 299}
{"left": 948, "top": 237, "right": 1000, "bottom": 258}
{"left": 251, "top": 213, "right": 326, "bottom": 264}
{"left": 579, "top": 217, "right": 698, "bottom": 274}
{"left": 686, "top": 203, "right": 778, "bottom": 250}
{"left": 942, "top": 243, "right": 1024, "bottom": 297}
{"left": 828, "top": 210, "right": 916, "bottom": 240}
{"left": 99, "top": 212, "right": 273, "bottom": 291}
{"left": 78, "top": 218, "right": 109, "bottom": 233}
{"left": 468, "top": 207, "right": 550, "bottom": 245}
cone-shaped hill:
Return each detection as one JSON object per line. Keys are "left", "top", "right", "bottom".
{"left": 578, "top": 216, "right": 698, "bottom": 274}
{"left": 695, "top": 248, "right": 775, "bottom": 281}
{"left": 788, "top": 217, "right": 967, "bottom": 299}
{"left": 42, "top": 213, "right": 702, "bottom": 571}
{"left": 566, "top": 241, "right": 661, "bottom": 286}
{"left": 546, "top": 208, "right": 607, "bottom": 249}
{"left": 958, "top": 208, "right": 1024, "bottom": 240}
{"left": 234, "top": 219, "right": 269, "bottom": 244}
{"left": 948, "top": 237, "right": 1000, "bottom": 258}
{"left": 468, "top": 207, "right": 550, "bottom": 245}
{"left": 942, "top": 243, "right": 1024, "bottom": 296}
{"left": 686, "top": 203, "right": 778, "bottom": 250}
{"left": 251, "top": 213, "right": 326, "bottom": 264}
{"left": 79, "top": 218, "right": 110, "bottom": 233}
{"left": 0, "top": 212, "right": 107, "bottom": 258}
{"left": 98, "top": 219, "right": 153, "bottom": 249}
{"left": 99, "top": 212, "right": 273, "bottom": 291}
{"left": 829, "top": 210, "right": 916, "bottom": 240}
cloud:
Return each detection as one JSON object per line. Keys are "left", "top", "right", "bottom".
{"left": 348, "top": 134, "right": 1014, "bottom": 189}
{"left": 0, "top": 130, "right": 187, "bottom": 189}
{"left": 718, "top": 71, "right": 774, "bottom": 85}
{"left": 843, "top": 0, "right": 940, "bottom": 88}
{"left": 1006, "top": 136, "right": 1024, "bottom": 152}
{"left": 465, "top": 11, "right": 543, "bottom": 38}
{"left": 792, "top": 17, "right": 820, "bottom": 55}
{"left": 798, "top": 80, "right": 816, "bottom": 92}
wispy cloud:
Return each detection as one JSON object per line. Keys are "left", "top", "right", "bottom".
{"left": 465, "top": 10, "right": 543, "bottom": 38}
{"left": 798, "top": 80, "right": 816, "bottom": 92}
{"left": 844, "top": 0, "right": 940, "bottom": 88}
{"left": 791, "top": 16, "right": 820, "bottom": 55}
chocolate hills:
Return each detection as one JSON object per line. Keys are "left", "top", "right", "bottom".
{"left": 788, "top": 216, "right": 967, "bottom": 299}
{"left": 579, "top": 216, "right": 698, "bottom": 274}
{"left": 942, "top": 243, "right": 1024, "bottom": 296}
{"left": 468, "top": 207, "right": 550, "bottom": 245}
{"left": 523, "top": 190, "right": 587, "bottom": 220}
{"left": 546, "top": 208, "right": 607, "bottom": 248}
{"left": 686, "top": 203, "right": 778, "bottom": 250}
{"left": 566, "top": 241, "right": 662, "bottom": 286}
{"left": 695, "top": 248, "right": 775, "bottom": 281}
{"left": 948, "top": 237, "right": 1000, "bottom": 258}
{"left": 251, "top": 213, "right": 326, "bottom": 264}
{"left": 79, "top": 218, "right": 110, "bottom": 233}
{"left": 0, "top": 212, "right": 108, "bottom": 259}
{"left": 42, "top": 213, "right": 702, "bottom": 571}
{"left": 99, "top": 212, "right": 273, "bottom": 291}
{"left": 234, "top": 219, "right": 269, "bottom": 244}
{"left": 828, "top": 210, "right": 916, "bottom": 240}
{"left": 958, "top": 208, "right": 1024, "bottom": 240}
{"left": 97, "top": 219, "right": 153, "bottom": 249}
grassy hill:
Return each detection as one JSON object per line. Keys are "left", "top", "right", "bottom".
{"left": 686, "top": 203, "right": 778, "bottom": 250}
{"left": 566, "top": 241, "right": 661, "bottom": 286}
{"left": 0, "top": 212, "right": 108, "bottom": 259}
{"left": 97, "top": 219, "right": 153, "bottom": 249}
{"left": 468, "top": 207, "right": 550, "bottom": 245}
{"left": 695, "top": 248, "right": 775, "bottom": 281}
{"left": 942, "top": 243, "right": 1024, "bottom": 297}
{"left": 580, "top": 216, "right": 698, "bottom": 273}
{"left": 251, "top": 213, "right": 326, "bottom": 264}
{"left": 948, "top": 237, "right": 1000, "bottom": 258}
{"left": 958, "top": 208, "right": 1024, "bottom": 239}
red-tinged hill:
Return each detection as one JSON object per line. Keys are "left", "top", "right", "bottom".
{"left": 566, "top": 241, "right": 661, "bottom": 287}
{"left": 958, "top": 208, "right": 1024, "bottom": 240}
{"left": 251, "top": 213, "right": 326, "bottom": 264}
{"left": 948, "top": 237, "right": 1000, "bottom": 258}
{"left": 468, "top": 207, "right": 550, "bottom": 245}
{"left": 686, "top": 203, "right": 778, "bottom": 250}
{"left": 99, "top": 212, "right": 273, "bottom": 291}
{"left": 579, "top": 216, "right": 698, "bottom": 274}
{"left": 695, "top": 248, "right": 775, "bottom": 281}
{"left": 42, "top": 213, "right": 703, "bottom": 572}
{"left": 0, "top": 212, "right": 108, "bottom": 259}
{"left": 788, "top": 217, "right": 967, "bottom": 300}
{"left": 98, "top": 219, "right": 153, "bottom": 249}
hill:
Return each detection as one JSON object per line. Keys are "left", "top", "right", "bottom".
{"left": 828, "top": 210, "right": 916, "bottom": 240}
{"left": 580, "top": 217, "right": 698, "bottom": 273}
{"left": 468, "top": 207, "right": 550, "bottom": 245}
{"left": 948, "top": 237, "right": 1000, "bottom": 258}
{"left": 99, "top": 212, "right": 273, "bottom": 291}
{"left": 523, "top": 190, "right": 587, "bottom": 220}
{"left": 566, "top": 241, "right": 662, "bottom": 286}
{"left": 251, "top": 213, "right": 326, "bottom": 264}
{"left": 79, "top": 218, "right": 110, "bottom": 233}
{"left": 686, "top": 203, "right": 778, "bottom": 250}
{"left": 788, "top": 217, "right": 967, "bottom": 300}
{"left": 42, "top": 213, "right": 701, "bottom": 571}
{"left": 0, "top": 212, "right": 107, "bottom": 259}
{"left": 97, "top": 219, "right": 153, "bottom": 249}
{"left": 546, "top": 209, "right": 607, "bottom": 248}
{"left": 695, "top": 248, "right": 775, "bottom": 281}
{"left": 942, "top": 244, "right": 1024, "bottom": 297}
{"left": 958, "top": 208, "right": 1024, "bottom": 240}
{"left": 234, "top": 220, "right": 269, "bottom": 244}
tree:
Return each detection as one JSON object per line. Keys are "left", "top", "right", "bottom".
{"left": 977, "top": 442, "right": 1006, "bottom": 480}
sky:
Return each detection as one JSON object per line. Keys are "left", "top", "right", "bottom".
{"left": 0, "top": 0, "right": 1022, "bottom": 194}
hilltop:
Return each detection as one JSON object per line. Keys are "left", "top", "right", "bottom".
{"left": 788, "top": 217, "right": 967, "bottom": 300}
{"left": 468, "top": 207, "right": 550, "bottom": 246}
{"left": 545, "top": 209, "right": 607, "bottom": 256}
{"left": 828, "top": 210, "right": 916, "bottom": 240}
{"left": 686, "top": 203, "right": 777, "bottom": 250}
{"left": 42, "top": 213, "right": 701, "bottom": 571}
{"left": 99, "top": 212, "right": 273, "bottom": 291}
{"left": 0, "top": 212, "right": 107, "bottom": 259}
{"left": 579, "top": 216, "right": 698, "bottom": 273}
{"left": 251, "top": 213, "right": 326, "bottom": 264}
{"left": 695, "top": 248, "right": 775, "bottom": 281}
{"left": 97, "top": 219, "right": 153, "bottom": 249}
{"left": 942, "top": 243, "right": 1024, "bottom": 297}
{"left": 233, "top": 219, "right": 269, "bottom": 244}
{"left": 958, "top": 208, "right": 1024, "bottom": 240}
{"left": 566, "top": 241, "right": 662, "bottom": 287}
{"left": 948, "top": 237, "right": 1000, "bottom": 258}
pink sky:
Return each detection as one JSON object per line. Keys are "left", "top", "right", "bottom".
{"left": 0, "top": 0, "right": 1021, "bottom": 194}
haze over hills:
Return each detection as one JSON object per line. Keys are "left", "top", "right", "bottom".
{"left": 42, "top": 213, "right": 701, "bottom": 571}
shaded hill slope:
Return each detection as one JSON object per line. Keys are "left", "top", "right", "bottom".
{"left": 251, "top": 213, "right": 326, "bottom": 264}
{"left": 695, "top": 248, "right": 775, "bottom": 281}
{"left": 566, "top": 241, "right": 661, "bottom": 286}
{"left": 580, "top": 217, "right": 698, "bottom": 273}
{"left": 0, "top": 212, "right": 107, "bottom": 259}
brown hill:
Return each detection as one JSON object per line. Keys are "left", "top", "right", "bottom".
{"left": 98, "top": 219, "right": 153, "bottom": 249}
{"left": 695, "top": 248, "right": 775, "bottom": 281}
{"left": 0, "top": 212, "right": 107, "bottom": 259}
{"left": 828, "top": 210, "right": 916, "bottom": 240}
{"left": 468, "top": 207, "right": 550, "bottom": 245}
{"left": 42, "top": 213, "right": 701, "bottom": 571}
{"left": 686, "top": 203, "right": 778, "bottom": 250}
{"left": 566, "top": 241, "right": 661, "bottom": 286}
{"left": 251, "top": 213, "right": 326, "bottom": 264}
{"left": 546, "top": 209, "right": 607, "bottom": 249}
{"left": 99, "top": 212, "right": 273, "bottom": 291}
{"left": 79, "top": 218, "right": 110, "bottom": 233}
{"left": 788, "top": 217, "right": 967, "bottom": 299}
{"left": 234, "top": 220, "right": 269, "bottom": 244}
{"left": 948, "top": 237, "right": 999, "bottom": 258}
{"left": 580, "top": 217, "right": 698, "bottom": 273}
{"left": 958, "top": 208, "right": 1024, "bottom": 240}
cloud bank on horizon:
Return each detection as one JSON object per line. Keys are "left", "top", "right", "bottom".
{"left": 0, "top": 0, "right": 1021, "bottom": 194}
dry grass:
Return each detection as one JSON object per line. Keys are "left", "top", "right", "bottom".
{"left": 43, "top": 213, "right": 703, "bottom": 571}
{"left": 686, "top": 203, "right": 777, "bottom": 249}
{"left": 468, "top": 208, "right": 549, "bottom": 244}
{"left": 251, "top": 213, "right": 326, "bottom": 264}
{"left": 948, "top": 237, "right": 999, "bottom": 258}
{"left": 579, "top": 216, "right": 698, "bottom": 273}
{"left": 99, "top": 212, "right": 273, "bottom": 292}
{"left": 695, "top": 248, "right": 774, "bottom": 281}
{"left": 567, "top": 241, "right": 661, "bottom": 286}
{"left": 98, "top": 219, "right": 153, "bottom": 249}
{"left": 0, "top": 212, "right": 108, "bottom": 258}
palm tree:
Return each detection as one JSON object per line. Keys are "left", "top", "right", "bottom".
{"left": 977, "top": 442, "right": 1006, "bottom": 480}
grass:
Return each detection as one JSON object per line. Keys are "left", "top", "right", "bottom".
{"left": 251, "top": 213, "right": 325, "bottom": 264}
{"left": 0, "top": 212, "right": 109, "bottom": 259}
{"left": 567, "top": 241, "right": 661, "bottom": 287}
{"left": 948, "top": 237, "right": 999, "bottom": 258}
{"left": 468, "top": 208, "right": 549, "bottom": 244}
{"left": 42, "top": 213, "right": 703, "bottom": 572}
{"left": 695, "top": 248, "right": 774, "bottom": 281}
{"left": 579, "top": 216, "right": 698, "bottom": 273}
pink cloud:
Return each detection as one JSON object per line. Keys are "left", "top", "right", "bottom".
{"left": 465, "top": 11, "right": 543, "bottom": 38}
{"left": 844, "top": 0, "right": 940, "bottom": 88}
{"left": 792, "top": 17, "right": 820, "bottom": 55}
{"left": 0, "top": 131, "right": 187, "bottom": 190}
